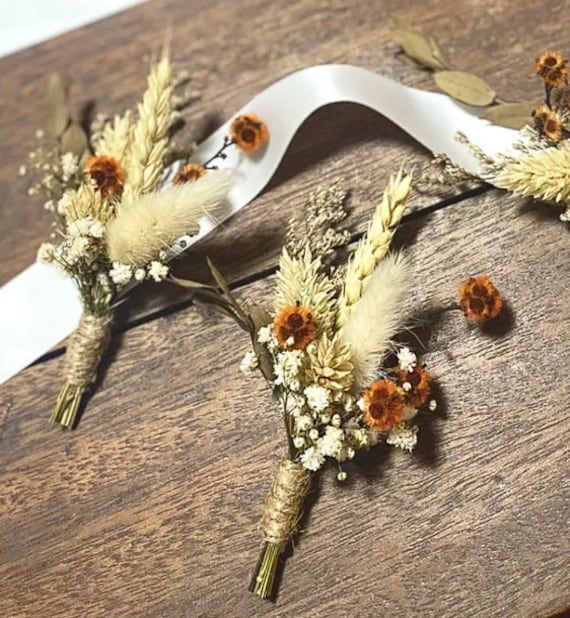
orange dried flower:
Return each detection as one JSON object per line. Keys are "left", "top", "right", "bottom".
{"left": 174, "top": 163, "right": 206, "bottom": 185}
{"left": 532, "top": 105, "right": 563, "bottom": 142}
{"left": 458, "top": 275, "right": 504, "bottom": 324}
{"left": 87, "top": 155, "right": 125, "bottom": 198}
{"left": 273, "top": 304, "right": 316, "bottom": 350}
{"left": 230, "top": 113, "right": 269, "bottom": 153}
{"left": 362, "top": 379, "right": 405, "bottom": 432}
{"left": 534, "top": 51, "right": 568, "bottom": 88}
{"left": 395, "top": 364, "right": 431, "bottom": 408}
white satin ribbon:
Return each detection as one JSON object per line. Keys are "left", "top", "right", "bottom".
{"left": 0, "top": 64, "right": 519, "bottom": 384}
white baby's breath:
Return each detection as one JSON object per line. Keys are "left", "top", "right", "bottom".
{"left": 240, "top": 351, "right": 259, "bottom": 374}
{"left": 386, "top": 422, "right": 418, "bottom": 452}
{"left": 304, "top": 384, "right": 330, "bottom": 411}
{"left": 148, "top": 261, "right": 169, "bottom": 282}
{"left": 300, "top": 446, "right": 325, "bottom": 471}
{"left": 109, "top": 262, "right": 133, "bottom": 286}
{"left": 397, "top": 346, "right": 417, "bottom": 373}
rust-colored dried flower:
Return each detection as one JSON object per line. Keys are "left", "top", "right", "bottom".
{"left": 457, "top": 275, "right": 504, "bottom": 324}
{"left": 532, "top": 105, "right": 564, "bottom": 142}
{"left": 230, "top": 113, "right": 269, "bottom": 153}
{"left": 363, "top": 379, "right": 405, "bottom": 432}
{"left": 87, "top": 155, "right": 125, "bottom": 198}
{"left": 173, "top": 163, "right": 206, "bottom": 185}
{"left": 534, "top": 51, "right": 568, "bottom": 88}
{"left": 396, "top": 364, "right": 431, "bottom": 408}
{"left": 274, "top": 304, "right": 316, "bottom": 350}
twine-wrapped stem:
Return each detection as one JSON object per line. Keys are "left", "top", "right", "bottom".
{"left": 252, "top": 459, "right": 311, "bottom": 599}
{"left": 50, "top": 312, "right": 112, "bottom": 428}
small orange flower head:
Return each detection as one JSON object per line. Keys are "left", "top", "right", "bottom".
{"left": 87, "top": 155, "right": 125, "bottom": 198}
{"left": 458, "top": 275, "right": 504, "bottom": 324}
{"left": 396, "top": 364, "right": 431, "bottom": 408}
{"left": 230, "top": 113, "right": 269, "bottom": 154}
{"left": 534, "top": 51, "right": 568, "bottom": 88}
{"left": 273, "top": 304, "right": 316, "bottom": 350}
{"left": 532, "top": 105, "right": 563, "bottom": 142}
{"left": 174, "top": 163, "right": 206, "bottom": 185}
{"left": 363, "top": 379, "right": 405, "bottom": 432}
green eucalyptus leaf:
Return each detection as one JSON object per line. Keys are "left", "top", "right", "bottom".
{"left": 389, "top": 19, "right": 448, "bottom": 70}
{"left": 434, "top": 70, "right": 496, "bottom": 106}
{"left": 60, "top": 123, "right": 88, "bottom": 157}
{"left": 484, "top": 102, "right": 536, "bottom": 129}
{"left": 45, "top": 73, "right": 71, "bottom": 137}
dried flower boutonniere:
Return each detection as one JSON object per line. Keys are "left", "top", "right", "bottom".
{"left": 27, "top": 51, "right": 269, "bottom": 429}
{"left": 175, "top": 171, "right": 437, "bottom": 599}
{"left": 413, "top": 44, "right": 570, "bottom": 223}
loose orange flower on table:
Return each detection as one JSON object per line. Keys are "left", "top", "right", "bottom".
{"left": 273, "top": 304, "right": 316, "bottom": 350}
{"left": 457, "top": 275, "right": 504, "bottom": 324}
{"left": 86, "top": 155, "right": 125, "bottom": 198}
{"left": 362, "top": 379, "right": 405, "bottom": 432}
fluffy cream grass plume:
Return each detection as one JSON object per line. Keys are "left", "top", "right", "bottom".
{"left": 275, "top": 248, "right": 337, "bottom": 335}
{"left": 95, "top": 111, "right": 132, "bottom": 163}
{"left": 337, "top": 170, "right": 412, "bottom": 327}
{"left": 340, "top": 252, "right": 411, "bottom": 388}
{"left": 492, "top": 144, "right": 570, "bottom": 206}
{"left": 106, "top": 171, "right": 230, "bottom": 266}
{"left": 123, "top": 54, "right": 173, "bottom": 200}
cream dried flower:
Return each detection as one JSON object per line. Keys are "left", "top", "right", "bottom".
{"left": 492, "top": 143, "right": 570, "bottom": 210}
{"left": 340, "top": 252, "right": 410, "bottom": 388}
{"left": 274, "top": 248, "right": 337, "bottom": 335}
{"left": 95, "top": 111, "right": 133, "bottom": 163}
{"left": 305, "top": 332, "right": 354, "bottom": 394}
{"left": 106, "top": 171, "right": 230, "bottom": 267}
{"left": 337, "top": 170, "right": 412, "bottom": 327}
{"left": 123, "top": 54, "right": 173, "bottom": 200}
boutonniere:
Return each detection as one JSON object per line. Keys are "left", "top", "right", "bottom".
{"left": 175, "top": 171, "right": 437, "bottom": 599}
{"left": 26, "top": 52, "right": 268, "bottom": 428}
{"left": 391, "top": 22, "right": 570, "bottom": 223}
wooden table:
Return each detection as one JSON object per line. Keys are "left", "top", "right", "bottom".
{"left": 1, "top": 1, "right": 568, "bottom": 616}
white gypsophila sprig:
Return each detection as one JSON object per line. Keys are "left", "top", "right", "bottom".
{"left": 304, "top": 384, "right": 330, "bottom": 411}
{"left": 386, "top": 422, "right": 419, "bottom": 452}
{"left": 109, "top": 262, "right": 133, "bottom": 286}
{"left": 240, "top": 351, "right": 259, "bottom": 374}
{"left": 397, "top": 347, "right": 417, "bottom": 373}
{"left": 273, "top": 350, "right": 305, "bottom": 392}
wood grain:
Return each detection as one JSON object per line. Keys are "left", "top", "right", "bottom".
{"left": 1, "top": 190, "right": 568, "bottom": 617}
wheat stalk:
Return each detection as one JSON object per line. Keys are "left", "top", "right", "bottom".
{"left": 493, "top": 144, "right": 570, "bottom": 204}
{"left": 122, "top": 53, "right": 173, "bottom": 201}
{"left": 336, "top": 169, "right": 412, "bottom": 327}
{"left": 95, "top": 111, "right": 133, "bottom": 163}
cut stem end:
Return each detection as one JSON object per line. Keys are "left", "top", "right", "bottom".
{"left": 252, "top": 542, "right": 282, "bottom": 599}
{"left": 50, "top": 382, "right": 85, "bottom": 429}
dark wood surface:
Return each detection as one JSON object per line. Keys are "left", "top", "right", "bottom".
{"left": 0, "top": 1, "right": 568, "bottom": 617}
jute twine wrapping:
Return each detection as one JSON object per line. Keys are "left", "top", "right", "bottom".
{"left": 261, "top": 460, "right": 311, "bottom": 545}
{"left": 64, "top": 313, "right": 112, "bottom": 388}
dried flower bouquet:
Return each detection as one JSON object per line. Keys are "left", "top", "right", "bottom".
{"left": 27, "top": 52, "right": 271, "bottom": 428}
{"left": 177, "top": 171, "right": 436, "bottom": 599}
{"left": 413, "top": 45, "right": 570, "bottom": 223}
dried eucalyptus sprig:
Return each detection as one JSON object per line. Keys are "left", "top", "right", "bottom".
{"left": 389, "top": 17, "right": 537, "bottom": 128}
{"left": 173, "top": 171, "right": 438, "bottom": 599}
{"left": 30, "top": 51, "right": 232, "bottom": 429}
